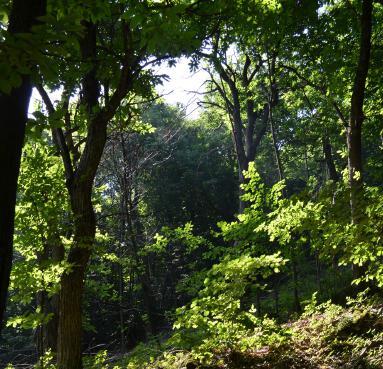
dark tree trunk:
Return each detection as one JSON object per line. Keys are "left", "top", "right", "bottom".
{"left": 347, "top": 0, "right": 372, "bottom": 282}
{"left": 274, "top": 282, "right": 279, "bottom": 318}
{"left": 57, "top": 262, "right": 90, "bottom": 369}
{"left": 315, "top": 251, "right": 321, "bottom": 293}
{"left": 304, "top": 146, "right": 310, "bottom": 180}
{"left": 347, "top": 125, "right": 363, "bottom": 221}
{"left": 36, "top": 292, "right": 60, "bottom": 356}
{"left": 270, "top": 109, "right": 283, "bottom": 182}
{"left": 118, "top": 198, "right": 126, "bottom": 352}
{"left": 56, "top": 21, "right": 101, "bottom": 369}
{"left": 347, "top": 0, "right": 372, "bottom": 224}
{"left": 266, "top": 52, "right": 283, "bottom": 183}
{"left": 56, "top": 116, "right": 106, "bottom": 369}
{"left": 291, "top": 250, "right": 301, "bottom": 313}
{"left": 57, "top": 166, "right": 100, "bottom": 369}
{"left": 118, "top": 262, "right": 126, "bottom": 352}
{"left": 54, "top": 15, "right": 136, "bottom": 365}
{"left": 0, "top": 79, "right": 31, "bottom": 332}
{"left": 54, "top": 19, "right": 105, "bottom": 368}
{"left": 323, "top": 136, "right": 339, "bottom": 182}
{"left": 210, "top": 52, "right": 273, "bottom": 214}
{"left": 0, "top": 0, "right": 46, "bottom": 332}
{"left": 36, "top": 233, "right": 64, "bottom": 356}
{"left": 236, "top": 103, "right": 271, "bottom": 213}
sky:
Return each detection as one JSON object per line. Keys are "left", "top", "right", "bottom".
{"left": 154, "top": 57, "right": 209, "bottom": 119}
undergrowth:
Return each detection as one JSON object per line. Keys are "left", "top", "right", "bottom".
{"left": 75, "top": 292, "right": 383, "bottom": 369}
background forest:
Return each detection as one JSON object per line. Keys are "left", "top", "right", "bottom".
{"left": 0, "top": 0, "right": 383, "bottom": 368}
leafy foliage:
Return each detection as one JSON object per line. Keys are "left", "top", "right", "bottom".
{"left": 2, "top": 0, "right": 383, "bottom": 368}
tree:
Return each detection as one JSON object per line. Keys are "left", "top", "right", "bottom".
{"left": 7, "top": 140, "right": 68, "bottom": 357}
{"left": 35, "top": 2, "right": 218, "bottom": 367}
{"left": 94, "top": 102, "right": 237, "bottom": 345}
{"left": 196, "top": 0, "right": 319, "bottom": 212}
{"left": 347, "top": 0, "right": 373, "bottom": 223}
{"left": 37, "top": 13, "right": 153, "bottom": 367}
{"left": 0, "top": 0, "right": 46, "bottom": 332}
{"left": 199, "top": 37, "right": 278, "bottom": 213}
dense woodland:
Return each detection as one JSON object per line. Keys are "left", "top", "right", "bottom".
{"left": 0, "top": 0, "right": 383, "bottom": 368}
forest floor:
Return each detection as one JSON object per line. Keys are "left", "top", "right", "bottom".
{"left": 3, "top": 296, "right": 383, "bottom": 369}
{"left": 198, "top": 302, "right": 383, "bottom": 369}
{"left": 116, "top": 296, "right": 383, "bottom": 369}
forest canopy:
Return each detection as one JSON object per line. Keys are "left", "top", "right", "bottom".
{"left": 0, "top": 0, "right": 382, "bottom": 368}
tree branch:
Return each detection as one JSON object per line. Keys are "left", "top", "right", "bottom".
{"left": 282, "top": 63, "right": 348, "bottom": 126}
{"left": 36, "top": 84, "right": 74, "bottom": 181}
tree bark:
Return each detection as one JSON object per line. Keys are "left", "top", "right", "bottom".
{"left": 347, "top": 0, "right": 372, "bottom": 223}
{"left": 346, "top": 0, "right": 372, "bottom": 283}
{"left": 54, "top": 16, "right": 138, "bottom": 367}
{"left": 58, "top": 261, "right": 90, "bottom": 369}
{"left": 118, "top": 197, "right": 126, "bottom": 352}
{"left": 36, "top": 232, "right": 64, "bottom": 357}
{"left": 55, "top": 19, "right": 102, "bottom": 369}
{"left": 323, "top": 136, "right": 339, "bottom": 182}
{"left": 270, "top": 109, "right": 283, "bottom": 182}
{"left": 0, "top": 0, "right": 46, "bottom": 332}
{"left": 266, "top": 52, "right": 283, "bottom": 183}
{"left": 292, "top": 256, "right": 301, "bottom": 313}
{"left": 36, "top": 292, "right": 61, "bottom": 356}
{"left": 57, "top": 94, "right": 104, "bottom": 369}
{"left": 347, "top": 124, "right": 364, "bottom": 221}
{"left": 208, "top": 51, "right": 272, "bottom": 214}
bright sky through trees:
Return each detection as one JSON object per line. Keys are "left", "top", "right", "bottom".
{"left": 154, "top": 57, "right": 209, "bottom": 118}
{"left": 29, "top": 57, "right": 208, "bottom": 119}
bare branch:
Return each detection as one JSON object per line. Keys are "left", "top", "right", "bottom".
{"left": 198, "top": 100, "right": 226, "bottom": 111}
{"left": 242, "top": 54, "right": 251, "bottom": 85}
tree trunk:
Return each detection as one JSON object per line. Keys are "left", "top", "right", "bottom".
{"left": 274, "top": 282, "right": 279, "bottom": 319}
{"left": 291, "top": 250, "right": 301, "bottom": 313}
{"left": 57, "top": 264, "right": 89, "bottom": 369}
{"left": 270, "top": 108, "right": 283, "bottom": 182}
{"left": 230, "top": 94, "right": 248, "bottom": 214}
{"left": 0, "top": 0, "right": 46, "bottom": 332}
{"left": 347, "top": 0, "right": 372, "bottom": 223}
{"left": 118, "top": 262, "right": 126, "bottom": 352}
{"left": 323, "top": 136, "right": 339, "bottom": 182}
{"left": 118, "top": 198, "right": 126, "bottom": 352}
{"left": 57, "top": 183, "right": 95, "bottom": 369}
{"left": 37, "top": 13, "right": 136, "bottom": 366}
{"left": 49, "top": 43, "right": 135, "bottom": 369}
{"left": 347, "top": 0, "right": 372, "bottom": 282}
{"left": 347, "top": 125, "right": 363, "bottom": 221}
{"left": 56, "top": 20, "right": 103, "bottom": 369}
{"left": 315, "top": 251, "right": 321, "bottom": 293}
{"left": 304, "top": 146, "right": 310, "bottom": 180}
{"left": 36, "top": 292, "right": 60, "bottom": 356}
{"left": 266, "top": 52, "right": 282, "bottom": 183}
{"left": 36, "top": 233, "right": 64, "bottom": 357}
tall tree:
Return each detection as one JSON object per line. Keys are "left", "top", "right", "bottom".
{"left": 0, "top": 0, "right": 46, "bottom": 332}
{"left": 38, "top": 16, "right": 149, "bottom": 366}
{"left": 200, "top": 41, "right": 278, "bottom": 213}
{"left": 36, "top": 1, "right": 218, "bottom": 366}
{"left": 347, "top": 0, "right": 373, "bottom": 222}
